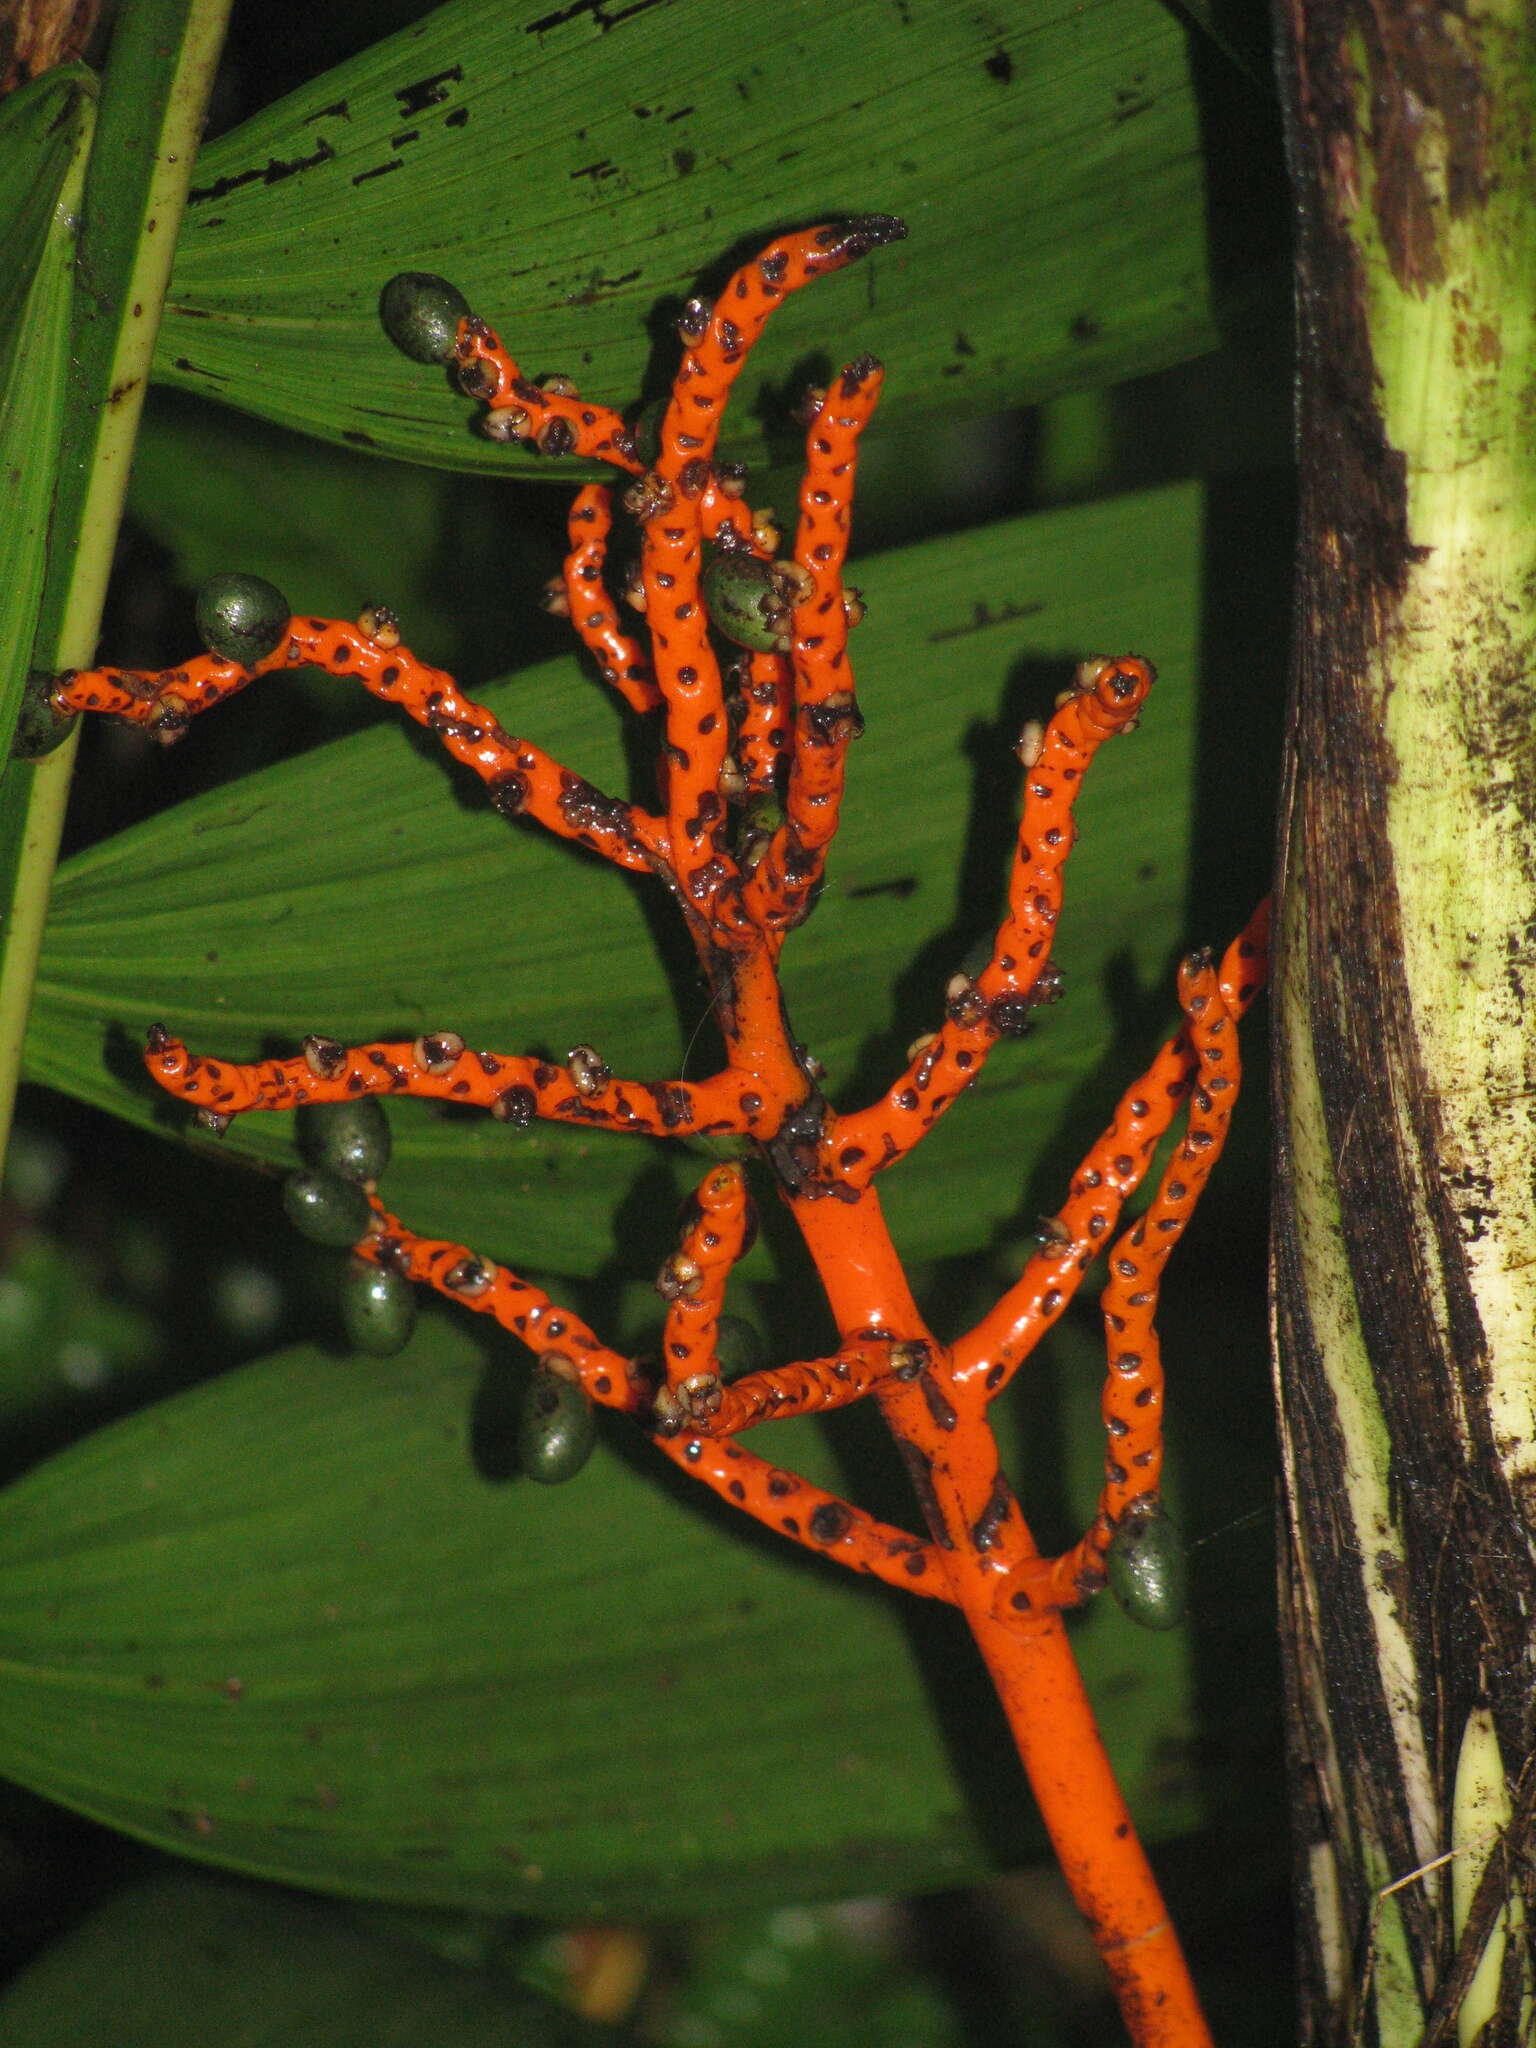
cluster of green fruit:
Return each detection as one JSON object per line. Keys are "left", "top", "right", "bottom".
{"left": 281, "top": 1097, "right": 597, "bottom": 1485}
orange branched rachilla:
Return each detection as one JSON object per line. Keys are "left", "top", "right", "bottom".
{"left": 51, "top": 217, "right": 1270, "bottom": 2048}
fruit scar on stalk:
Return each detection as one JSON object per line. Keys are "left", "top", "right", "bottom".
{"left": 53, "top": 215, "right": 1271, "bottom": 2048}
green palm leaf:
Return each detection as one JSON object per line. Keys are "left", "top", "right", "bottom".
{"left": 155, "top": 0, "right": 1225, "bottom": 472}
{"left": 0, "top": 1313, "right": 1193, "bottom": 1914}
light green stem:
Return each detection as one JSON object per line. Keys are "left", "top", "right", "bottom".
{"left": 1274, "top": 0, "right": 1536, "bottom": 2033}
{"left": 0, "top": 0, "right": 233, "bottom": 1173}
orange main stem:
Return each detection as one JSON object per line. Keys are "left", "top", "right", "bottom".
{"left": 791, "top": 1191, "right": 1214, "bottom": 2048}
{"left": 968, "top": 1605, "right": 1212, "bottom": 2048}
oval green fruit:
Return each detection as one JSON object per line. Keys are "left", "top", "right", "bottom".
{"left": 195, "top": 573, "right": 291, "bottom": 665}
{"left": 1106, "top": 1500, "right": 1188, "bottom": 1631}
{"left": 379, "top": 272, "right": 471, "bottom": 364}
{"left": 11, "top": 671, "right": 76, "bottom": 760}
{"left": 299, "top": 1097, "right": 392, "bottom": 1185}
{"left": 518, "top": 1367, "right": 596, "bottom": 1485}
{"left": 340, "top": 1258, "right": 417, "bottom": 1356}
{"left": 281, "top": 1169, "right": 372, "bottom": 1248}
{"left": 627, "top": 394, "right": 668, "bottom": 469}
{"left": 702, "top": 551, "right": 792, "bottom": 654}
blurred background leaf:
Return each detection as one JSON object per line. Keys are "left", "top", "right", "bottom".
{"left": 0, "top": 1313, "right": 1196, "bottom": 1917}
{"left": 0, "top": 1867, "right": 625, "bottom": 2044}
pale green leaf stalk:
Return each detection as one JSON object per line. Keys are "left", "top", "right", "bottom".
{"left": 1277, "top": 957, "right": 1436, "bottom": 2042}
{"left": 0, "top": 69, "right": 96, "bottom": 745}
{"left": 1274, "top": 0, "right": 1536, "bottom": 2035}
{"left": 0, "top": 75, "right": 95, "bottom": 1170}
{"left": 0, "top": 0, "right": 233, "bottom": 1174}
{"left": 1450, "top": 1705, "right": 1532, "bottom": 2044}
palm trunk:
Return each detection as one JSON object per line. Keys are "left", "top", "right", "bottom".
{"left": 1272, "top": 0, "right": 1536, "bottom": 2039}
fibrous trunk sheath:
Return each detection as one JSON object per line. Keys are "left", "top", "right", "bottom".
{"left": 1273, "top": 0, "right": 1536, "bottom": 2040}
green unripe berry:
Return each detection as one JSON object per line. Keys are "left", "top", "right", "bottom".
{"left": 340, "top": 1258, "right": 417, "bottom": 1356}
{"left": 1106, "top": 1500, "right": 1188, "bottom": 1631}
{"left": 282, "top": 1168, "right": 372, "bottom": 1248}
{"left": 702, "top": 551, "right": 798, "bottom": 654}
{"left": 627, "top": 395, "right": 668, "bottom": 469}
{"left": 518, "top": 1365, "right": 596, "bottom": 1485}
{"left": 379, "top": 272, "right": 471, "bottom": 364}
{"left": 299, "top": 1097, "right": 392, "bottom": 1185}
{"left": 11, "top": 671, "right": 76, "bottom": 760}
{"left": 741, "top": 792, "right": 785, "bottom": 835}
{"left": 195, "top": 573, "right": 291, "bottom": 666}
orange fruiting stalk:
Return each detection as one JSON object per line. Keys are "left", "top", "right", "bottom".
{"left": 54, "top": 218, "right": 1269, "bottom": 2048}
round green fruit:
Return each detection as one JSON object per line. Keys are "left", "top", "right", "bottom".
{"left": 300, "top": 1097, "right": 392, "bottom": 1185}
{"left": 379, "top": 272, "right": 471, "bottom": 364}
{"left": 340, "top": 1258, "right": 417, "bottom": 1356}
{"left": 702, "top": 551, "right": 793, "bottom": 654}
{"left": 195, "top": 573, "right": 291, "bottom": 665}
{"left": 518, "top": 1366, "right": 597, "bottom": 1484}
{"left": 11, "top": 671, "right": 75, "bottom": 760}
{"left": 627, "top": 394, "right": 668, "bottom": 469}
{"left": 1106, "top": 1500, "right": 1188, "bottom": 1631}
{"left": 281, "top": 1168, "right": 372, "bottom": 1248}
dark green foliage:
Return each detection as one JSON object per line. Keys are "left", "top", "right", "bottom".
{"left": 715, "top": 1313, "right": 766, "bottom": 1383}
